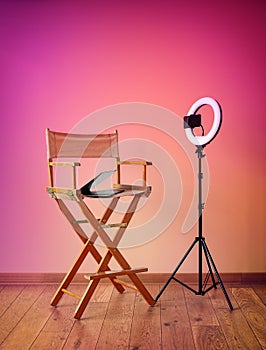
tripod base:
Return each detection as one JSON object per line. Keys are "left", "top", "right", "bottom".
{"left": 155, "top": 236, "right": 233, "bottom": 310}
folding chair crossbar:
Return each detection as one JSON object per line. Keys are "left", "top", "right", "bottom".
{"left": 85, "top": 267, "right": 148, "bottom": 280}
{"left": 112, "top": 279, "right": 138, "bottom": 291}
{"left": 46, "top": 128, "right": 155, "bottom": 319}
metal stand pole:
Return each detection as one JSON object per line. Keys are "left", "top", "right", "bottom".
{"left": 155, "top": 146, "right": 233, "bottom": 310}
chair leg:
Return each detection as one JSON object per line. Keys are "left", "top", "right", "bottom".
{"left": 74, "top": 250, "right": 114, "bottom": 319}
{"left": 74, "top": 249, "right": 155, "bottom": 319}
{"left": 128, "top": 274, "right": 155, "bottom": 306}
{"left": 109, "top": 248, "right": 155, "bottom": 306}
{"left": 74, "top": 280, "right": 100, "bottom": 319}
{"left": 51, "top": 239, "right": 92, "bottom": 306}
{"left": 51, "top": 239, "right": 124, "bottom": 307}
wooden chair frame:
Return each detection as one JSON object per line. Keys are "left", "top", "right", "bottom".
{"left": 46, "top": 128, "right": 155, "bottom": 319}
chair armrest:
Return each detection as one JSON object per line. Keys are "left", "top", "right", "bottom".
{"left": 47, "top": 187, "right": 83, "bottom": 201}
{"left": 49, "top": 161, "right": 81, "bottom": 167}
{"left": 48, "top": 162, "right": 81, "bottom": 188}
{"left": 117, "top": 161, "right": 152, "bottom": 166}
{"left": 116, "top": 160, "right": 152, "bottom": 185}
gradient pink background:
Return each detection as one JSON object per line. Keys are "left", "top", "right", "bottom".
{"left": 1, "top": 0, "right": 265, "bottom": 273}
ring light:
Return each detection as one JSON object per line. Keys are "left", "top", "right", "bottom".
{"left": 155, "top": 96, "right": 233, "bottom": 310}
{"left": 184, "top": 97, "right": 222, "bottom": 146}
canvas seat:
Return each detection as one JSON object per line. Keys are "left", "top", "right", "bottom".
{"left": 46, "top": 128, "right": 155, "bottom": 319}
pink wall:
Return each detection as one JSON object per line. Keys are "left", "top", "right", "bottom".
{"left": 1, "top": 0, "right": 265, "bottom": 273}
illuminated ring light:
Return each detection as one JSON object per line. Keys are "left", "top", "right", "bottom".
{"left": 185, "top": 97, "right": 222, "bottom": 146}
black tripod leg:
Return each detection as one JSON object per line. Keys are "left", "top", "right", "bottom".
{"left": 202, "top": 240, "right": 217, "bottom": 290}
{"left": 202, "top": 240, "right": 233, "bottom": 310}
{"left": 155, "top": 238, "right": 198, "bottom": 302}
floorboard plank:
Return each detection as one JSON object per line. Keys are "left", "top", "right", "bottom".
{"left": 129, "top": 284, "right": 161, "bottom": 350}
{"left": 96, "top": 288, "right": 136, "bottom": 349}
{"left": 208, "top": 287, "right": 238, "bottom": 310}
{"left": 63, "top": 303, "right": 109, "bottom": 350}
{"left": 232, "top": 288, "right": 266, "bottom": 349}
{"left": 62, "top": 284, "right": 113, "bottom": 350}
{"left": 90, "top": 283, "right": 114, "bottom": 303}
{"left": 184, "top": 288, "right": 219, "bottom": 327}
{"left": 158, "top": 282, "right": 183, "bottom": 302}
{"left": 160, "top": 284, "right": 195, "bottom": 350}
{"left": 209, "top": 287, "right": 263, "bottom": 349}
{"left": 253, "top": 285, "right": 266, "bottom": 305}
{"left": 0, "top": 285, "right": 25, "bottom": 318}
{"left": 192, "top": 325, "right": 228, "bottom": 350}
{"left": 216, "top": 307, "right": 262, "bottom": 350}
{"left": 161, "top": 301, "right": 194, "bottom": 350}
{"left": 30, "top": 291, "right": 78, "bottom": 350}
{"left": 0, "top": 285, "right": 45, "bottom": 345}
{"left": 0, "top": 285, "right": 57, "bottom": 349}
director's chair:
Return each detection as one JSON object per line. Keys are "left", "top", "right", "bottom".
{"left": 46, "top": 128, "right": 155, "bottom": 319}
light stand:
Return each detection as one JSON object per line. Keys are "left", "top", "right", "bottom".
{"left": 155, "top": 97, "right": 233, "bottom": 310}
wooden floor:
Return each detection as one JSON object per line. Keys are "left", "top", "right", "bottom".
{"left": 0, "top": 282, "right": 265, "bottom": 349}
